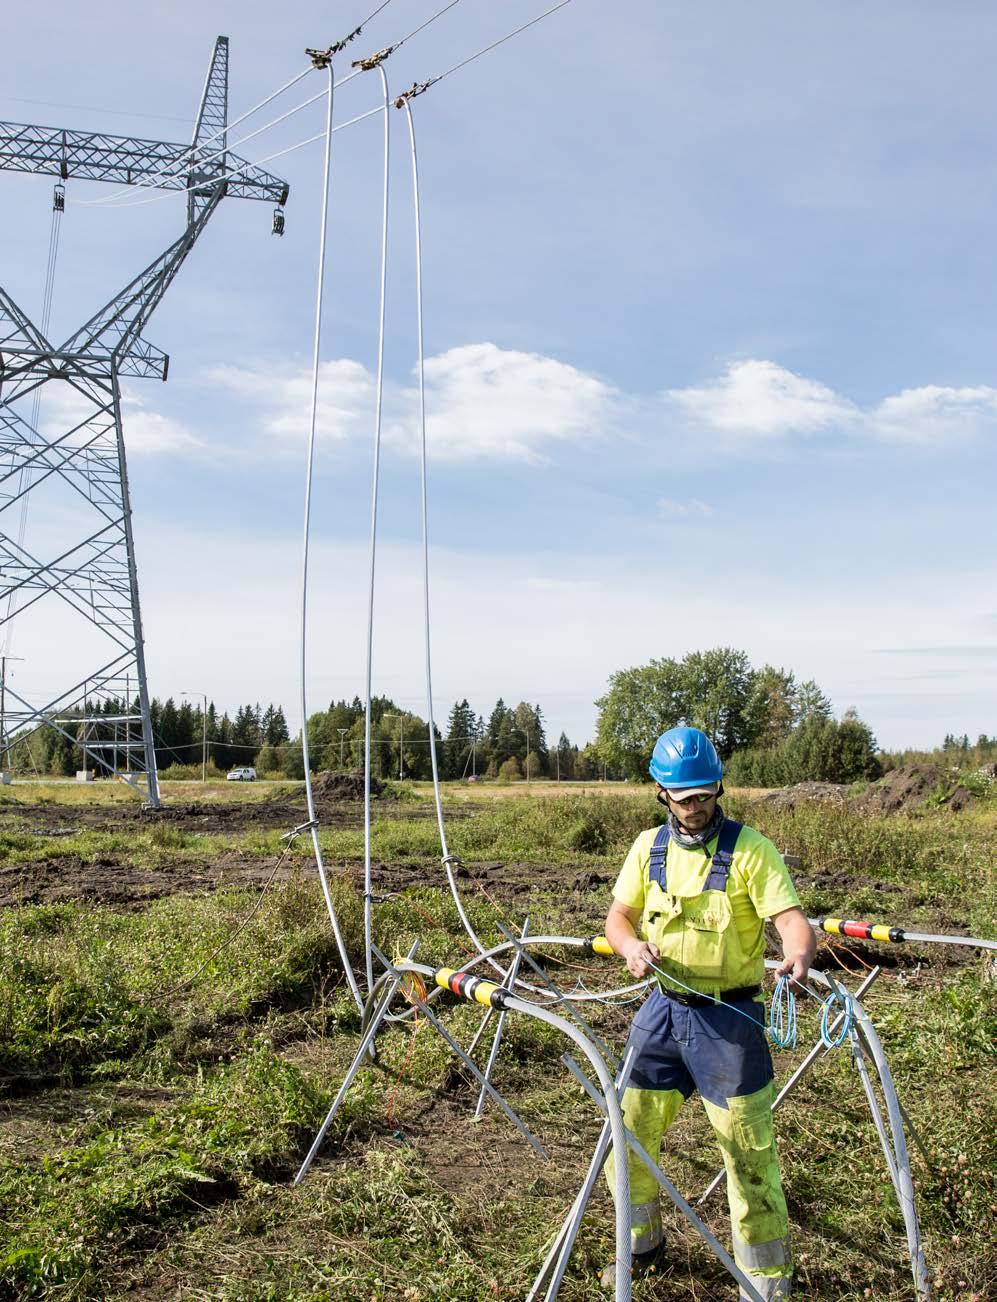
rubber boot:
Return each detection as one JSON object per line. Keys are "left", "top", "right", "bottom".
{"left": 740, "top": 1274, "right": 791, "bottom": 1300}
{"left": 599, "top": 1238, "right": 667, "bottom": 1291}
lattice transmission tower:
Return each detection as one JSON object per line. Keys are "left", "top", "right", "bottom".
{"left": 0, "top": 36, "right": 288, "bottom": 806}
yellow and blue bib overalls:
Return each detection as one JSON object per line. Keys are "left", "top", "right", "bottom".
{"left": 605, "top": 819, "right": 792, "bottom": 1299}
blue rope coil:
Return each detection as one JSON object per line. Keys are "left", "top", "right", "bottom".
{"left": 769, "top": 975, "right": 798, "bottom": 1050}
{"left": 644, "top": 960, "right": 850, "bottom": 1053}
{"left": 819, "top": 985, "right": 854, "bottom": 1048}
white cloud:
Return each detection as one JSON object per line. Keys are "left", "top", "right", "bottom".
{"left": 666, "top": 359, "right": 858, "bottom": 437}
{"left": 666, "top": 359, "right": 997, "bottom": 447}
{"left": 117, "top": 393, "right": 203, "bottom": 455}
{"left": 208, "top": 360, "right": 374, "bottom": 444}
{"left": 206, "top": 348, "right": 997, "bottom": 462}
{"left": 869, "top": 384, "right": 997, "bottom": 444}
{"left": 209, "top": 343, "right": 619, "bottom": 464}
{"left": 397, "top": 342, "right": 618, "bottom": 463}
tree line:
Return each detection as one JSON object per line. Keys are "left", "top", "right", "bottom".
{"left": 595, "top": 646, "right": 880, "bottom": 785}
{"left": 16, "top": 693, "right": 600, "bottom": 781}
{"left": 13, "top": 647, "right": 987, "bottom": 786}
{"left": 21, "top": 698, "right": 290, "bottom": 777}
{"left": 303, "top": 696, "right": 599, "bottom": 781}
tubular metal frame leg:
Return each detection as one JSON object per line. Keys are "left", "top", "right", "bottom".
{"left": 370, "top": 944, "right": 547, "bottom": 1159}
{"left": 294, "top": 941, "right": 419, "bottom": 1184}
{"left": 474, "top": 918, "right": 529, "bottom": 1120}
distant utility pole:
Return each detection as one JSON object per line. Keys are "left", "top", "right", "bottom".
{"left": 337, "top": 727, "right": 348, "bottom": 769}
{"left": 0, "top": 36, "right": 288, "bottom": 808}
{"left": 521, "top": 727, "right": 531, "bottom": 784}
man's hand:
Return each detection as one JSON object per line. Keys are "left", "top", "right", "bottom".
{"left": 774, "top": 952, "right": 810, "bottom": 986}
{"left": 605, "top": 900, "right": 658, "bottom": 978}
{"left": 622, "top": 937, "right": 660, "bottom": 979}
{"left": 772, "top": 907, "right": 816, "bottom": 989}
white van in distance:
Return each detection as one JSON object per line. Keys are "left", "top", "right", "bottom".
{"left": 226, "top": 767, "right": 257, "bottom": 782}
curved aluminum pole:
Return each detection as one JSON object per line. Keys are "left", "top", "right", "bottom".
{"left": 360, "top": 71, "right": 392, "bottom": 998}
{"left": 296, "top": 65, "right": 362, "bottom": 1011}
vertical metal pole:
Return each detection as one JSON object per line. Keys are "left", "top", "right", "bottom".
{"left": 0, "top": 656, "right": 6, "bottom": 770}
{"left": 201, "top": 695, "right": 207, "bottom": 783}
{"left": 110, "top": 373, "right": 159, "bottom": 807}
{"left": 125, "top": 671, "right": 130, "bottom": 776}
{"left": 399, "top": 715, "right": 403, "bottom": 779}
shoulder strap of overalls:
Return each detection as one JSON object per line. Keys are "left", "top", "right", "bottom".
{"left": 703, "top": 817, "right": 743, "bottom": 891}
{"left": 648, "top": 823, "right": 671, "bottom": 890}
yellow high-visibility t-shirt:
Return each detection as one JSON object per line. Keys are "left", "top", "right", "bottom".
{"left": 612, "top": 821, "right": 801, "bottom": 993}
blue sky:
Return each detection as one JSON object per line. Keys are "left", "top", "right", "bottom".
{"left": 3, "top": 1, "right": 996, "bottom": 751}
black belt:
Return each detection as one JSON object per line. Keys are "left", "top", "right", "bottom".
{"left": 660, "top": 984, "right": 761, "bottom": 1008}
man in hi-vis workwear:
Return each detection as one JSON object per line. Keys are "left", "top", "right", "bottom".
{"left": 603, "top": 726, "right": 815, "bottom": 1299}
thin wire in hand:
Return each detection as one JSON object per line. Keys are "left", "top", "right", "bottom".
{"left": 646, "top": 958, "right": 807, "bottom": 1050}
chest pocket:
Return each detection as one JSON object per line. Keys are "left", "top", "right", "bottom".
{"left": 677, "top": 889, "right": 733, "bottom": 978}
{"left": 643, "top": 819, "right": 741, "bottom": 984}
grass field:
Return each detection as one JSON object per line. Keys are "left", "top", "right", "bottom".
{"left": 0, "top": 778, "right": 994, "bottom": 1300}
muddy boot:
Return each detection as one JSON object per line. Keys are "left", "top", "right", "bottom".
{"left": 740, "top": 1274, "right": 791, "bottom": 1300}
{"left": 599, "top": 1240, "right": 667, "bottom": 1291}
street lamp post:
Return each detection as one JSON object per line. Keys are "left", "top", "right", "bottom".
{"left": 520, "top": 727, "right": 530, "bottom": 785}
{"left": 181, "top": 691, "right": 208, "bottom": 783}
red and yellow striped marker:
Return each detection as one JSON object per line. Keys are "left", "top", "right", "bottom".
{"left": 818, "top": 917, "right": 905, "bottom": 943}
{"left": 434, "top": 967, "right": 513, "bottom": 1010}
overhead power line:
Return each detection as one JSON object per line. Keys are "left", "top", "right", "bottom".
{"left": 392, "top": 0, "right": 575, "bottom": 106}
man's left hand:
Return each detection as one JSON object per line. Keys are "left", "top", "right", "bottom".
{"left": 775, "top": 953, "right": 810, "bottom": 987}
{"left": 771, "top": 907, "right": 817, "bottom": 989}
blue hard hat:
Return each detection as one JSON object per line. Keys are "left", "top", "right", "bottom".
{"left": 648, "top": 726, "right": 723, "bottom": 788}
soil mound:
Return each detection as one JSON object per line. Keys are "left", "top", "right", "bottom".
{"left": 750, "top": 765, "right": 979, "bottom": 816}
{"left": 854, "top": 765, "right": 977, "bottom": 815}
{"left": 755, "top": 781, "right": 849, "bottom": 811}
{"left": 308, "top": 771, "right": 383, "bottom": 801}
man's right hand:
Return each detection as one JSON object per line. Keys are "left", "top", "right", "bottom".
{"left": 622, "top": 938, "right": 660, "bottom": 979}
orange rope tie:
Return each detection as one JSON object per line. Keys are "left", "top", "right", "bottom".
{"left": 825, "top": 936, "right": 874, "bottom": 972}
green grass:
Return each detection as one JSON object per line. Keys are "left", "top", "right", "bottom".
{"left": 0, "top": 790, "right": 994, "bottom": 1299}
